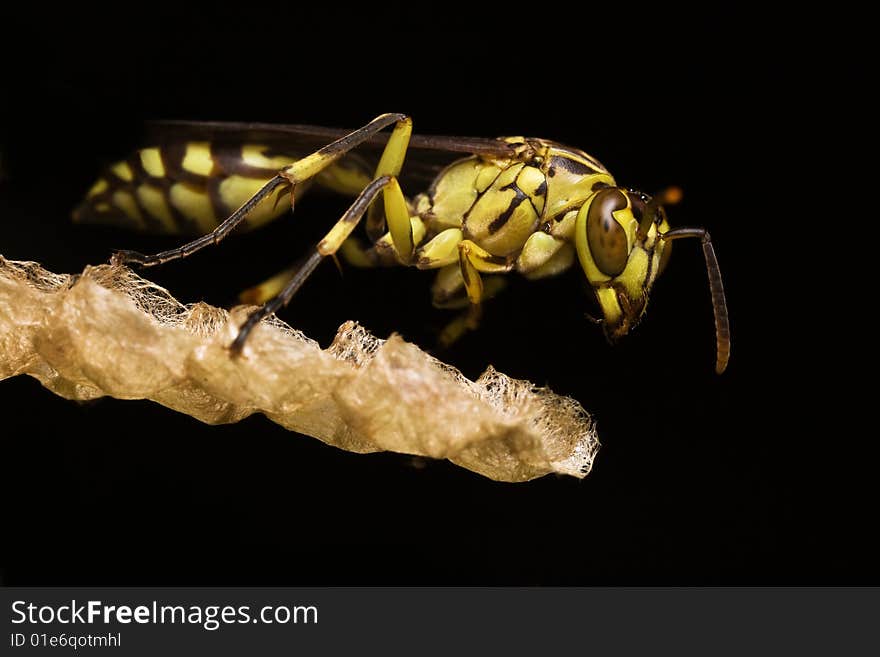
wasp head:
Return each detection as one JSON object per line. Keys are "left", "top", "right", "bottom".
{"left": 574, "top": 186, "right": 675, "bottom": 343}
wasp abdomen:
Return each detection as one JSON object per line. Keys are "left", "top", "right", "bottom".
{"left": 73, "top": 142, "right": 301, "bottom": 235}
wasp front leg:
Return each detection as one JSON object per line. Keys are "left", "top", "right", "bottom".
{"left": 515, "top": 232, "right": 576, "bottom": 280}
{"left": 430, "top": 264, "right": 507, "bottom": 347}
{"left": 458, "top": 240, "right": 514, "bottom": 304}
{"left": 411, "top": 234, "right": 513, "bottom": 347}
{"left": 434, "top": 234, "right": 573, "bottom": 347}
{"left": 420, "top": 240, "right": 512, "bottom": 348}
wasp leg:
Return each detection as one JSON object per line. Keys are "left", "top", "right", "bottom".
{"left": 366, "top": 116, "right": 413, "bottom": 246}
{"left": 231, "top": 173, "right": 414, "bottom": 354}
{"left": 338, "top": 236, "right": 380, "bottom": 269}
{"left": 240, "top": 213, "right": 425, "bottom": 305}
{"left": 113, "top": 113, "right": 411, "bottom": 268}
{"left": 238, "top": 264, "right": 301, "bottom": 305}
{"left": 239, "top": 116, "right": 416, "bottom": 305}
{"left": 434, "top": 234, "right": 574, "bottom": 348}
{"left": 458, "top": 240, "right": 514, "bottom": 304}
{"left": 515, "top": 233, "right": 576, "bottom": 280}
{"left": 439, "top": 305, "right": 484, "bottom": 348}
{"left": 112, "top": 176, "right": 290, "bottom": 266}
{"left": 430, "top": 264, "right": 507, "bottom": 348}
{"left": 415, "top": 228, "right": 463, "bottom": 269}
{"left": 430, "top": 241, "right": 514, "bottom": 348}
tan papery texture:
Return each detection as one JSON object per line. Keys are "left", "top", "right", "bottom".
{"left": 0, "top": 256, "right": 599, "bottom": 481}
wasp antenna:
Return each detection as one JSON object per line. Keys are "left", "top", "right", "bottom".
{"left": 700, "top": 232, "right": 730, "bottom": 374}
{"left": 661, "top": 227, "right": 730, "bottom": 374}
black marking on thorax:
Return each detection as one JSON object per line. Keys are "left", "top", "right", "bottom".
{"left": 548, "top": 153, "right": 599, "bottom": 176}
{"left": 488, "top": 182, "right": 529, "bottom": 234}
{"left": 486, "top": 168, "right": 548, "bottom": 235}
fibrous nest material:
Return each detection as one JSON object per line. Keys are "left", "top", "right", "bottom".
{"left": 0, "top": 256, "right": 599, "bottom": 482}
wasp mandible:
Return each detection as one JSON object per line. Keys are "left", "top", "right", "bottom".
{"left": 74, "top": 114, "right": 730, "bottom": 372}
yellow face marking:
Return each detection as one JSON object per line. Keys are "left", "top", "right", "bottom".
{"left": 111, "top": 162, "right": 134, "bottom": 182}
{"left": 86, "top": 178, "right": 109, "bottom": 198}
{"left": 169, "top": 183, "right": 216, "bottom": 233}
{"left": 241, "top": 144, "right": 297, "bottom": 171}
{"left": 136, "top": 185, "right": 176, "bottom": 232}
{"left": 111, "top": 191, "right": 143, "bottom": 223}
{"left": 139, "top": 147, "right": 165, "bottom": 177}
{"left": 219, "top": 175, "right": 290, "bottom": 228}
{"left": 611, "top": 207, "right": 637, "bottom": 252}
{"left": 182, "top": 142, "right": 215, "bottom": 176}
{"left": 617, "top": 247, "right": 650, "bottom": 299}
{"left": 596, "top": 287, "right": 622, "bottom": 326}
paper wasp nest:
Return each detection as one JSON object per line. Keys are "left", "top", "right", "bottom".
{"left": 0, "top": 256, "right": 598, "bottom": 482}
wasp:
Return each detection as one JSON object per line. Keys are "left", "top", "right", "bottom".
{"left": 74, "top": 114, "right": 730, "bottom": 373}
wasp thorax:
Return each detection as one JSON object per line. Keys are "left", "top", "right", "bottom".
{"left": 586, "top": 188, "right": 630, "bottom": 276}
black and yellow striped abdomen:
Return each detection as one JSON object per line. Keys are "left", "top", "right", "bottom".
{"left": 73, "top": 142, "right": 372, "bottom": 235}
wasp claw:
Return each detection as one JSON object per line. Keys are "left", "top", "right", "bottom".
{"left": 228, "top": 336, "right": 245, "bottom": 358}
{"left": 111, "top": 250, "right": 142, "bottom": 266}
{"left": 229, "top": 311, "right": 264, "bottom": 357}
{"left": 228, "top": 324, "right": 253, "bottom": 358}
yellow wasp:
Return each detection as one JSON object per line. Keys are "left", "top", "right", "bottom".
{"left": 74, "top": 114, "right": 730, "bottom": 373}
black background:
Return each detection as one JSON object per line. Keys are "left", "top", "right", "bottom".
{"left": 0, "top": 8, "right": 868, "bottom": 584}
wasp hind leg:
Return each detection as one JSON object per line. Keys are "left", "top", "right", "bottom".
{"left": 239, "top": 120, "right": 424, "bottom": 306}
{"left": 231, "top": 171, "right": 415, "bottom": 354}
{"left": 111, "top": 176, "right": 291, "bottom": 267}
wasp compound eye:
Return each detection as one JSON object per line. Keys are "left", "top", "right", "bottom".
{"left": 587, "top": 188, "right": 629, "bottom": 276}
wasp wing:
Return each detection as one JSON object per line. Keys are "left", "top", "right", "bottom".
{"left": 145, "top": 119, "right": 519, "bottom": 189}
